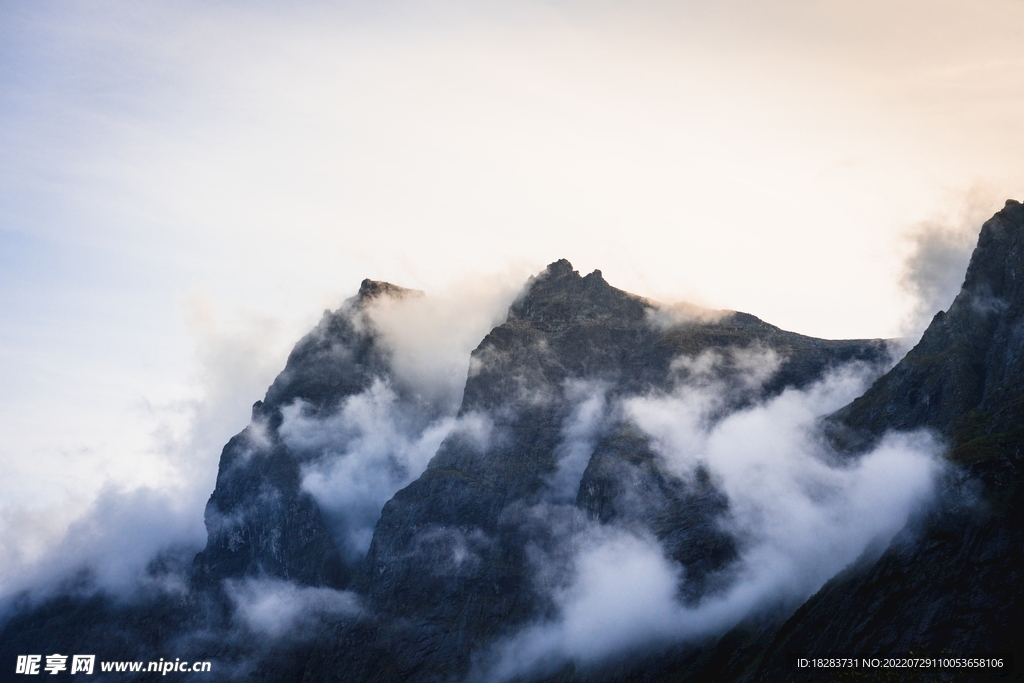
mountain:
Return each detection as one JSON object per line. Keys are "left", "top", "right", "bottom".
{"left": 180, "top": 258, "right": 885, "bottom": 682}
{"left": 294, "top": 261, "right": 887, "bottom": 682}
{"left": 2, "top": 203, "right": 1022, "bottom": 682}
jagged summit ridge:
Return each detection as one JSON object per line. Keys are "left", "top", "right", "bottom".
{"left": 510, "top": 259, "right": 783, "bottom": 335}
{"left": 505, "top": 259, "right": 646, "bottom": 329}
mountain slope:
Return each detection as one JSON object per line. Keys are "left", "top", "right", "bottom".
{"left": 832, "top": 199, "right": 1024, "bottom": 447}
{"left": 745, "top": 200, "right": 1024, "bottom": 682}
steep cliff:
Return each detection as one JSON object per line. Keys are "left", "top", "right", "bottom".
{"left": 832, "top": 199, "right": 1024, "bottom": 447}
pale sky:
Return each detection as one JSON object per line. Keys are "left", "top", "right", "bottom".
{"left": 1, "top": 0, "right": 1023, "bottom": 589}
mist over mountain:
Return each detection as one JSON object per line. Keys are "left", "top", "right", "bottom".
{"left": 3, "top": 203, "right": 1024, "bottom": 682}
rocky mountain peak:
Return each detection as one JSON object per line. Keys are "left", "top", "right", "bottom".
{"left": 506, "top": 259, "right": 647, "bottom": 329}
{"left": 544, "top": 257, "right": 576, "bottom": 277}
{"left": 831, "top": 198, "right": 1024, "bottom": 449}
{"left": 957, "top": 199, "right": 1024, "bottom": 304}
{"left": 355, "top": 279, "right": 422, "bottom": 304}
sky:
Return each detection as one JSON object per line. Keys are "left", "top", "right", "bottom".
{"left": 1, "top": 0, "right": 1023, "bottom": 594}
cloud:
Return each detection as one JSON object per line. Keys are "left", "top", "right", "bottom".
{"left": 363, "top": 274, "right": 525, "bottom": 413}
{"left": 475, "top": 359, "right": 943, "bottom": 681}
{"left": 544, "top": 380, "right": 609, "bottom": 504}
{"left": 645, "top": 301, "right": 730, "bottom": 331}
{"left": 288, "top": 385, "right": 498, "bottom": 560}
{"left": 0, "top": 301, "right": 292, "bottom": 609}
{"left": 899, "top": 188, "right": 1003, "bottom": 342}
{"left": 285, "top": 381, "right": 460, "bottom": 559}
{"left": 481, "top": 529, "right": 684, "bottom": 681}
{"left": 625, "top": 346, "right": 783, "bottom": 476}
{"left": 226, "top": 578, "right": 360, "bottom": 641}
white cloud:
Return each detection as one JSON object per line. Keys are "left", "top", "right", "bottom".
{"left": 0, "top": 303, "right": 292, "bottom": 604}
{"left": 544, "top": 380, "right": 609, "bottom": 504}
{"left": 898, "top": 188, "right": 999, "bottom": 342}
{"left": 363, "top": 274, "right": 524, "bottom": 412}
{"left": 226, "top": 578, "right": 360, "bottom": 640}
{"left": 285, "top": 381, "right": 459, "bottom": 558}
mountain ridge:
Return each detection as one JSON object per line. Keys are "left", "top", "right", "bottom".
{"left": 2, "top": 204, "right": 1022, "bottom": 682}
